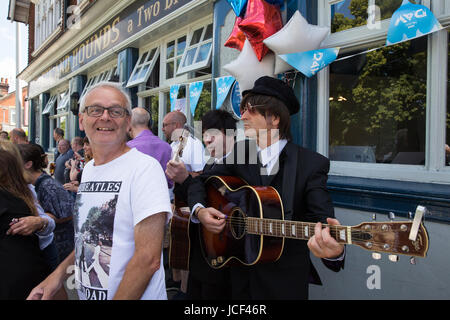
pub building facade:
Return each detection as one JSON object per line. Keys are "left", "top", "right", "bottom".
{"left": 9, "top": 0, "right": 450, "bottom": 299}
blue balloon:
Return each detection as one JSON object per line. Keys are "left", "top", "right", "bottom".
{"left": 279, "top": 48, "right": 340, "bottom": 78}
{"left": 386, "top": 0, "right": 442, "bottom": 46}
{"left": 226, "top": 0, "right": 247, "bottom": 17}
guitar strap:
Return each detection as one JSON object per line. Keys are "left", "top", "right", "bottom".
{"left": 281, "top": 142, "right": 298, "bottom": 221}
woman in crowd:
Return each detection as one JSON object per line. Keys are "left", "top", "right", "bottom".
{"left": 0, "top": 147, "right": 50, "bottom": 299}
{"left": 17, "top": 143, "right": 75, "bottom": 264}
{"left": 0, "top": 141, "right": 57, "bottom": 270}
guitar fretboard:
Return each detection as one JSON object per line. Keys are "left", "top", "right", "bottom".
{"left": 246, "top": 217, "right": 352, "bottom": 244}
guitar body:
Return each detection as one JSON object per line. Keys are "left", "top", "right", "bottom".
{"left": 169, "top": 204, "right": 191, "bottom": 270}
{"left": 201, "top": 176, "right": 285, "bottom": 269}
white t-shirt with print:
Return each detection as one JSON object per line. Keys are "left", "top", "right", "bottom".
{"left": 73, "top": 148, "right": 172, "bottom": 300}
{"left": 170, "top": 135, "right": 205, "bottom": 172}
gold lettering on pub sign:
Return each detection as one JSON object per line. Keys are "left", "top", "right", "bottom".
{"left": 36, "top": 0, "right": 185, "bottom": 83}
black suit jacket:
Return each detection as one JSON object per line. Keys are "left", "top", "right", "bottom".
{"left": 187, "top": 140, "right": 344, "bottom": 299}
{"left": 174, "top": 163, "right": 229, "bottom": 286}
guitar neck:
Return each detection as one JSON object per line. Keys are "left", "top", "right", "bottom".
{"left": 246, "top": 217, "right": 352, "bottom": 245}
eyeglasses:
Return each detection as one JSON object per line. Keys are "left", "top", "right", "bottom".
{"left": 240, "top": 103, "right": 265, "bottom": 115}
{"left": 162, "top": 122, "right": 176, "bottom": 128}
{"left": 84, "top": 105, "right": 129, "bottom": 118}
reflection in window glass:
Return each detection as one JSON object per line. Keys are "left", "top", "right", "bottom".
{"left": 196, "top": 43, "right": 212, "bottom": 63}
{"left": 191, "top": 28, "right": 203, "bottom": 45}
{"left": 331, "top": 0, "right": 420, "bottom": 33}
{"left": 145, "top": 96, "right": 159, "bottom": 135}
{"left": 194, "top": 82, "right": 212, "bottom": 121}
{"left": 166, "top": 61, "right": 174, "bottom": 79}
{"left": 167, "top": 41, "right": 175, "bottom": 59}
{"left": 329, "top": 37, "right": 427, "bottom": 165}
{"left": 177, "top": 36, "right": 186, "bottom": 56}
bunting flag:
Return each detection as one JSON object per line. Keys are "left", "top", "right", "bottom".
{"left": 169, "top": 84, "right": 180, "bottom": 111}
{"left": 215, "top": 76, "right": 235, "bottom": 109}
{"left": 386, "top": 0, "right": 442, "bottom": 46}
{"left": 226, "top": 0, "right": 247, "bottom": 17}
{"left": 279, "top": 48, "right": 340, "bottom": 78}
{"left": 189, "top": 81, "right": 204, "bottom": 116}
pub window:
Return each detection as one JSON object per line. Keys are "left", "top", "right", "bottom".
{"left": 330, "top": 0, "right": 422, "bottom": 34}
{"left": 56, "top": 90, "right": 70, "bottom": 112}
{"left": 127, "top": 47, "right": 160, "bottom": 87}
{"left": 80, "top": 67, "right": 117, "bottom": 98}
{"left": 177, "top": 23, "right": 213, "bottom": 75}
{"left": 329, "top": 37, "right": 427, "bottom": 165}
{"left": 193, "top": 81, "right": 212, "bottom": 121}
{"left": 42, "top": 95, "right": 57, "bottom": 115}
{"left": 317, "top": 0, "right": 450, "bottom": 184}
{"left": 166, "top": 36, "right": 187, "bottom": 80}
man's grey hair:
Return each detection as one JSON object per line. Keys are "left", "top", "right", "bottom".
{"left": 79, "top": 81, "right": 132, "bottom": 115}
{"left": 131, "top": 108, "right": 151, "bottom": 127}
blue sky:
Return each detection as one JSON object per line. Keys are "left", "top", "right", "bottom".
{"left": 0, "top": 1, "right": 29, "bottom": 93}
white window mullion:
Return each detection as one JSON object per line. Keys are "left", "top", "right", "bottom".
{"left": 427, "top": 28, "right": 448, "bottom": 171}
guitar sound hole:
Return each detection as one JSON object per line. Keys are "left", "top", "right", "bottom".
{"left": 230, "top": 209, "right": 246, "bottom": 240}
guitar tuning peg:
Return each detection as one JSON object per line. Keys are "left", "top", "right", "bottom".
{"left": 372, "top": 252, "right": 381, "bottom": 260}
{"left": 408, "top": 212, "right": 413, "bottom": 220}
{"left": 388, "top": 254, "right": 399, "bottom": 262}
{"left": 372, "top": 214, "right": 377, "bottom": 221}
{"left": 389, "top": 212, "right": 395, "bottom": 221}
{"left": 410, "top": 257, "right": 416, "bottom": 265}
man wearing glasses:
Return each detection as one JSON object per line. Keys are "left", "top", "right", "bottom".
{"left": 187, "top": 76, "right": 345, "bottom": 299}
{"left": 27, "top": 82, "right": 172, "bottom": 300}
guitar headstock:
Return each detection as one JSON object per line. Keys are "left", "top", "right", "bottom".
{"left": 351, "top": 221, "right": 429, "bottom": 258}
{"left": 171, "top": 128, "right": 190, "bottom": 162}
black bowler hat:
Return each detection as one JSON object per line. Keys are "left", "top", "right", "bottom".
{"left": 242, "top": 76, "right": 300, "bottom": 115}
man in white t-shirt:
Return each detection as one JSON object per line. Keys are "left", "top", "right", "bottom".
{"left": 27, "top": 81, "right": 172, "bottom": 300}
{"left": 162, "top": 111, "right": 205, "bottom": 173}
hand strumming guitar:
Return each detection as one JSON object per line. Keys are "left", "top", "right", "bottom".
{"left": 195, "top": 207, "right": 227, "bottom": 234}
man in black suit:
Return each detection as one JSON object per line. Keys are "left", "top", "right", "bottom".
{"left": 188, "top": 77, "right": 345, "bottom": 299}
{"left": 166, "top": 109, "right": 237, "bottom": 299}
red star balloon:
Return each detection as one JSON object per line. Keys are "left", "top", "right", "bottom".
{"left": 225, "top": 17, "right": 246, "bottom": 51}
{"left": 238, "top": 0, "right": 283, "bottom": 61}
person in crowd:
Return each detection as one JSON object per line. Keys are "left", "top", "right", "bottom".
{"left": 53, "top": 128, "right": 64, "bottom": 161}
{"left": 17, "top": 143, "right": 75, "bottom": 266}
{"left": 54, "top": 139, "right": 73, "bottom": 185}
{"left": 10, "top": 128, "right": 29, "bottom": 144}
{"left": 64, "top": 137, "right": 85, "bottom": 184}
{"left": 165, "top": 109, "right": 237, "bottom": 299}
{"left": 0, "top": 131, "right": 8, "bottom": 140}
{"left": 63, "top": 137, "right": 93, "bottom": 194}
{"left": 162, "top": 111, "right": 205, "bottom": 175}
{"left": 0, "top": 141, "right": 57, "bottom": 271}
{"left": 27, "top": 81, "right": 172, "bottom": 300}
{"left": 0, "top": 147, "right": 50, "bottom": 299}
{"left": 187, "top": 76, "right": 345, "bottom": 299}
{"left": 127, "top": 107, "right": 172, "bottom": 188}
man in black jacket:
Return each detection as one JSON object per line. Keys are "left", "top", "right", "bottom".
{"left": 188, "top": 77, "right": 345, "bottom": 299}
{"left": 166, "top": 109, "right": 237, "bottom": 299}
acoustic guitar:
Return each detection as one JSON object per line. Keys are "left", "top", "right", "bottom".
{"left": 168, "top": 128, "right": 193, "bottom": 270}
{"left": 200, "top": 175, "right": 429, "bottom": 269}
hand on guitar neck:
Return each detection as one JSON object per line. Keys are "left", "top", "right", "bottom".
{"left": 308, "top": 218, "right": 345, "bottom": 259}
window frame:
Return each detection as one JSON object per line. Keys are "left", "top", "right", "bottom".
{"left": 176, "top": 23, "right": 213, "bottom": 75}
{"left": 316, "top": 0, "right": 450, "bottom": 184}
{"left": 126, "top": 47, "right": 160, "bottom": 88}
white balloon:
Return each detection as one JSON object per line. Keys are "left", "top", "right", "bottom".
{"left": 223, "top": 39, "right": 276, "bottom": 92}
{"left": 263, "top": 10, "right": 329, "bottom": 74}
